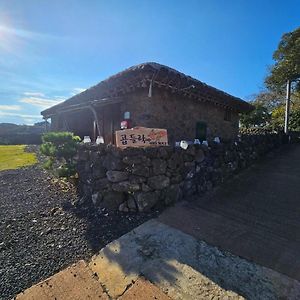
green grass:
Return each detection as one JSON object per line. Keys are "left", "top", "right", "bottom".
{"left": 0, "top": 145, "right": 37, "bottom": 171}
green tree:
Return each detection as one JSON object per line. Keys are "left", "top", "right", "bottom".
{"left": 269, "top": 102, "right": 300, "bottom": 132}
{"left": 265, "top": 27, "right": 300, "bottom": 93}
{"left": 270, "top": 106, "right": 285, "bottom": 130}
{"left": 40, "top": 131, "right": 81, "bottom": 177}
{"left": 251, "top": 90, "right": 284, "bottom": 111}
{"left": 240, "top": 102, "right": 271, "bottom": 129}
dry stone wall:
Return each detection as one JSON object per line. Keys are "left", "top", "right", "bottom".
{"left": 76, "top": 134, "right": 284, "bottom": 213}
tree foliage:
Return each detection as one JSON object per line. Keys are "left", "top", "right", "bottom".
{"left": 241, "top": 27, "right": 300, "bottom": 132}
{"left": 240, "top": 102, "right": 271, "bottom": 129}
{"left": 40, "top": 131, "right": 81, "bottom": 177}
{"left": 265, "top": 27, "right": 300, "bottom": 92}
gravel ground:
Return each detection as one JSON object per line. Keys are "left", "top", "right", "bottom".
{"left": 0, "top": 147, "right": 158, "bottom": 300}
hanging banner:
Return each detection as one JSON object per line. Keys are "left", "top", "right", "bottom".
{"left": 115, "top": 127, "right": 168, "bottom": 148}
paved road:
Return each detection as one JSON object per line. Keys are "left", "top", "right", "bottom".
{"left": 160, "top": 144, "right": 300, "bottom": 281}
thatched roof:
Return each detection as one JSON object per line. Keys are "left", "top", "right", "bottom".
{"left": 41, "top": 62, "right": 253, "bottom": 117}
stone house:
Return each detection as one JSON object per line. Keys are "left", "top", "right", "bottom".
{"left": 41, "top": 62, "right": 253, "bottom": 144}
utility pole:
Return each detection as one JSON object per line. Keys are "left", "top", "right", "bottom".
{"left": 284, "top": 80, "right": 291, "bottom": 135}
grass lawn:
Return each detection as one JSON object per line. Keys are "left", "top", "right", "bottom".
{"left": 0, "top": 145, "right": 37, "bottom": 171}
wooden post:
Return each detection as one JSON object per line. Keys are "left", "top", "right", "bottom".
{"left": 89, "top": 106, "right": 101, "bottom": 137}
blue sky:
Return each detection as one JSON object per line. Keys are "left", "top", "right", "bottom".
{"left": 0, "top": 0, "right": 299, "bottom": 125}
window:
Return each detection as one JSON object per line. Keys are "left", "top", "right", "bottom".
{"left": 224, "top": 108, "right": 232, "bottom": 121}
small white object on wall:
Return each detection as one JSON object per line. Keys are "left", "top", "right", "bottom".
{"left": 83, "top": 136, "right": 91, "bottom": 143}
{"left": 96, "top": 136, "right": 104, "bottom": 144}
{"left": 180, "top": 140, "right": 189, "bottom": 150}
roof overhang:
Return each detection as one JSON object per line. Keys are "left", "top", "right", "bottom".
{"left": 41, "top": 97, "right": 123, "bottom": 119}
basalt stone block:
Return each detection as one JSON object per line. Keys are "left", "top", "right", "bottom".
{"left": 92, "top": 164, "right": 106, "bottom": 179}
{"left": 148, "top": 175, "right": 170, "bottom": 190}
{"left": 93, "top": 178, "right": 111, "bottom": 190}
{"left": 76, "top": 161, "right": 86, "bottom": 173}
{"left": 185, "top": 145, "right": 196, "bottom": 156}
{"left": 121, "top": 147, "right": 145, "bottom": 157}
{"left": 127, "top": 196, "right": 138, "bottom": 211}
{"left": 78, "top": 150, "right": 90, "bottom": 161}
{"left": 118, "top": 202, "right": 129, "bottom": 212}
{"left": 206, "top": 180, "right": 213, "bottom": 191}
{"left": 90, "top": 151, "right": 102, "bottom": 163}
{"left": 211, "top": 169, "right": 222, "bottom": 185}
{"left": 91, "top": 192, "right": 103, "bottom": 206}
{"left": 101, "top": 191, "right": 125, "bottom": 210}
{"left": 129, "top": 175, "right": 147, "bottom": 184}
{"left": 151, "top": 158, "right": 167, "bottom": 175}
{"left": 142, "top": 183, "right": 152, "bottom": 192}
{"left": 109, "top": 146, "right": 122, "bottom": 158}
{"left": 123, "top": 156, "right": 144, "bottom": 165}
{"left": 195, "top": 149, "right": 205, "bottom": 163}
{"left": 106, "top": 171, "right": 129, "bottom": 182}
{"left": 163, "top": 184, "right": 182, "bottom": 205}
{"left": 131, "top": 164, "right": 150, "bottom": 177}
{"left": 170, "top": 174, "right": 183, "bottom": 184}
{"left": 183, "top": 180, "right": 197, "bottom": 196}
{"left": 82, "top": 184, "right": 93, "bottom": 196}
{"left": 103, "top": 154, "right": 124, "bottom": 170}
{"left": 142, "top": 157, "right": 152, "bottom": 166}
{"left": 112, "top": 181, "right": 140, "bottom": 192}
{"left": 157, "top": 146, "right": 172, "bottom": 159}
{"left": 185, "top": 166, "right": 196, "bottom": 180}
{"left": 144, "top": 147, "right": 158, "bottom": 158}
{"left": 79, "top": 174, "right": 93, "bottom": 185}
{"left": 183, "top": 154, "right": 194, "bottom": 162}
{"left": 135, "top": 191, "right": 160, "bottom": 212}
{"left": 168, "top": 152, "right": 184, "bottom": 170}
{"left": 84, "top": 162, "right": 92, "bottom": 173}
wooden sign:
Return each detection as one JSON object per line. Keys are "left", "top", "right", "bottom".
{"left": 115, "top": 127, "right": 168, "bottom": 148}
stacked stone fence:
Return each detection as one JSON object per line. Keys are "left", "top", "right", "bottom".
{"left": 76, "top": 133, "right": 285, "bottom": 213}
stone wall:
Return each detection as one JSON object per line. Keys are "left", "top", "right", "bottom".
{"left": 76, "top": 133, "right": 284, "bottom": 212}
{"left": 120, "top": 88, "right": 240, "bottom": 143}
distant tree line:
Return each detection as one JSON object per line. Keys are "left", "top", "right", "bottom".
{"left": 0, "top": 121, "right": 48, "bottom": 145}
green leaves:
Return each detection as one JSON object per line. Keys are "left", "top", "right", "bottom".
{"left": 40, "top": 131, "right": 81, "bottom": 177}
{"left": 244, "top": 27, "right": 300, "bottom": 133}
{"left": 240, "top": 103, "right": 271, "bottom": 129}
{"left": 265, "top": 27, "right": 300, "bottom": 92}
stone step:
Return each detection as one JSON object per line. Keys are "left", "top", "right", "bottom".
{"left": 15, "top": 260, "right": 109, "bottom": 300}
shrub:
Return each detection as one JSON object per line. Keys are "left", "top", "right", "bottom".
{"left": 40, "top": 131, "right": 81, "bottom": 177}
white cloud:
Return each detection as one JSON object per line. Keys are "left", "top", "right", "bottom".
{"left": 0, "top": 104, "right": 22, "bottom": 111}
{"left": 71, "top": 87, "right": 86, "bottom": 96}
{"left": 0, "top": 111, "right": 41, "bottom": 118}
{"left": 23, "top": 92, "right": 45, "bottom": 97}
{"left": 19, "top": 96, "right": 64, "bottom": 109}
{"left": 0, "top": 24, "right": 67, "bottom": 42}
